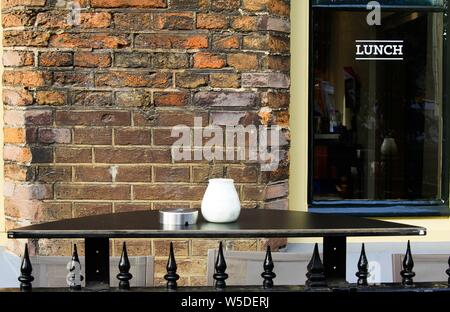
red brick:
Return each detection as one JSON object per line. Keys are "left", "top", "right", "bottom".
{"left": 134, "top": 185, "right": 206, "bottom": 200}
{"left": 243, "top": 34, "right": 269, "bottom": 50}
{"left": 38, "top": 128, "right": 71, "bottom": 144}
{"left": 74, "top": 166, "right": 112, "bottom": 182}
{"left": 269, "top": 0, "right": 290, "bottom": 16}
{"left": 193, "top": 52, "right": 226, "bottom": 69}
{"left": 135, "top": 34, "right": 208, "bottom": 49}
{"left": 227, "top": 53, "right": 259, "bottom": 71}
{"left": 242, "top": 185, "right": 265, "bottom": 201}
{"left": 56, "top": 111, "right": 130, "bottom": 126}
{"left": 94, "top": 147, "right": 171, "bottom": 164}
{"left": 115, "top": 166, "right": 152, "bottom": 182}
{"left": 4, "top": 182, "right": 53, "bottom": 200}
{"left": 154, "top": 92, "right": 189, "bottom": 107}
{"left": 55, "top": 184, "right": 130, "bottom": 200}
{"left": 73, "top": 202, "right": 113, "bottom": 217}
{"left": 39, "top": 52, "right": 72, "bottom": 67}
{"left": 2, "top": 0, "right": 46, "bottom": 8}
{"left": 92, "top": 0, "right": 167, "bottom": 8}
{"left": 114, "top": 13, "right": 153, "bottom": 31}
{"left": 4, "top": 110, "right": 52, "bottom": 126}
{"left": 153, "top": 240, "right": 189, "bottom": 256}
{"left": 114, "top": 203, "right": 152, "bottom": 213}
{"left": 268, "top": 55, "right": 290, "bottom": 71}
{"left": 212, "top": 34, "right": 240, "bottom": 50}
{"left": 231, "top": 16, "right": 260, "bottom": 31}
{"left": 4, "top": 164, "right": 33, "bottom": 181}
{"left": 3, "top": 50, "right": 34, "bottom": 67}
{"left": 154, "top": 166, "right": 190, "bottom": 182}
{"left": 115, "top": 128, "right": 151, "bottom": 145}
{"left": 154, "top": 12, "right": 194, "bottom": 30}
{"left": 31, "top": 146, "right": 53, "bottom": 163}
{"left": 175, "top": 72, "right": 208, "bottom": 89}
{"left": 73, "top": 128, "right": 112, "bottom": 145}
{"left": 197, "top": 13, "right": 228, "bottom": 29}
{"left": 53, "top": 72, "right": 93, "bottom": 88}
{"left": 3, "top": 70, "right": 51, "bottom": 87}
{"left": 209, "top": 73, "right": 240, "bottom": 88}
{"left": 36, "top": 166, "right": 71, "bottom": 183}
{"left": 134, "top": 111, "right": 208, "bottom": 127}
{"left": 264, "top": 91, "right": 289, "bottom": 109}
{"left": 3, "top": 145, "right": 32, "bottom": 163}
{"left": 115, "top": 91, "right": 151, "bottom": 107}
{"left": 95, "top": 71, "right": 171, "bottom": 88}
{"left": 35, "top": 12, "right": 71, "bottom": 29}
{"left": 3, "top": 89, "right": 33, "bottom": 106}
{"left": 36, "top": 91, "right": 66, "bottom": 106}
{"left": 79, "top": 12, "right": 111, "bottom": 28}
{"left": 55, "top": 147, "right": 92, "bottom": 163}
{"left": 242, "top": 0, "right": 268, "bottom": 11}
{"left": 153, "top": 53, "right": 189, "bottom": 69}
{"left": 153, "top": 128, "right": 185, "bottom": 146}
{"left": 269, "top": 34, "right": 290, "bottom": 53}
{"left": 71, "top": 91, "right": 112, "bottom": 107}
{"left": 49, "top": 33, "right": 129, "bottom": 49}
{"left": 4, "top": 127, "right": 26, "bottom": 144}
{"left": 74, "top": 52, "right": 111, "bottom": 68}
{"left": 3, "top": 31, "right": 50, "bottom": 47}
{"left": 227, "top": 166, "right": 258, "bottom": 183}
{"left": 211, "top": 0, "right": 240, "bottom": 11}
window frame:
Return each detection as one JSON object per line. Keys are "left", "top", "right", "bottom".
{"left": 308, "top": 0, "right": 450, "bottom": 216}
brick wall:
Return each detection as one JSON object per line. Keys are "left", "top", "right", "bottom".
{"left": 2, "top": 0, "right": 290, "bottom": 286}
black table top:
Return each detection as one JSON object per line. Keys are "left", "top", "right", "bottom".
{"left": 7, "top": 209, "right": 426, "bottom": 239}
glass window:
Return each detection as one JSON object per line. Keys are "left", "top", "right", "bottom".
{"left": 311, "top": 4, "right": 447, "bottom": 207}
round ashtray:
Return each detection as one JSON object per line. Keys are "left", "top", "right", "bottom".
{"left": 159, "top": 208, "right": 198, "bottom": 226}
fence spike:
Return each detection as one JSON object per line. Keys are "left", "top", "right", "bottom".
{"left": 164, "top": 242, "right": 179, "bottom": 290}
{"left": 18, "top": 243, "right": 34, "bottom": 292}
{"left": 356, "top": 243, "right": 369, "bottom": 286}
{"left": 213, "top": 241, "right": 228, "bottom": 290}
{"left": 261, "top": 246, "right": 276, "bottom": 288}
{"left": 446, "top": 256, "right": 450, "bottom": 286}
{"left": 67, "top": 244, "right": 83, "bottom": 290}
{"left": 117, "top": 242, "right": 133, "bottom": 290}
{"left": 306, "top": 243, "right": 327, "bottom": 288}
{"left": 400, "top": 240, "right": 415, "bottom": 287}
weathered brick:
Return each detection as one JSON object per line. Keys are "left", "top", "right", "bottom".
{"left": 38, "top": 128, "right": 71, "bottom": 144}
{"left": 154, "top": 166, "right": 190, "bottom": 182}
{"left": 265, "top": 181, "right": 288, "bottom": 200}
{"left": 153, "top": 202, "right": 191, "bottom": 210}
{"left": 36, "top": 91, "right": 66, "bottom": 106}
{"left": 114, "top": 203, "right": 152, "bottom": 213}
{"left": 4, "top": 110, "right": 52, "bottom": 126}
{"left": 227, "top": 53, "right": 258, "bottom": 71}
{"left": 231, "top": 16, "right": 260, "bottom": 31}
{"left": 134, "top": 185, "right": 205, "bottom": 200}
{"left": 4, "top": 164, "right": 33, "bottom": 181}
{"left": 94, "top": 147, "right": 171, "bottom": 164}
{"left": 191, "top": 239, "right": 219, "bottom": 256}
{"left": 269, "top": 0, "right": 290, "bottom": 16}
{"left": 35, "top": 12, "right": 71, "bottom": 29}
{"left": 115, "top": 166, "right": 152, "bottom": 182}
{"left": 210, "top": 111, "right": 246, "bottom": 126}
{"left": 263, "top": 91, "right": 289, "bottom": 109}
{"left": 3, "top": 31, "right": 49, "bottom": 47}
{"left": 211, "top": 0, "right": 240, "bottom": 11}
{"left": 3, "top": 50, "right": 34, "bottom": 67}
{"left": 74, "top": 166, "right": 111, "bottom": 182}
{"left": 31, "top": 146, "right": 53, "bottom": 163}
{"left": 53, "top": 72, "right": 93, "bottom": 87}
{"left": 115, "top": 91, "right": 151, "bottom": 107}
{"left": 209, "top": 73, "right": 240, "bottom": 88}
{"left": 242, "top": 0, "right": 268, "bottom": 11}
{"left": 196, "top": 13, "right": 227, "bottom": 29}
{"left": 38, "top": 52, "right": 73, "bottom": 67}
{"left": 79, "top": 12, "right": 111, "bottom": 28}
{"left": 95, "top": 71, "right": 171, "bottom": 88}
{"left": 153, "top": 53, "right": 189, "bottom": 69}
{"left": 194, "top": 92, "right": 257, "bottom": 107}
{"left": 242, "top": 73, "right": 290, "bottom": 88}
{"left": 113, "top": 13, "right": 153, "bottom": 31}
{"left": 192, "top": 165, "right": 225, "bottom": 183}
{"left": 49, "top": 33, "right": 129, "bottom": 49}
{"left": 193, "top": 52, "right": 225, "bottom": 69}
{"left": 4, "top": 182, "right": 52, "bottom": 200}
{"left": 3, "top": 89, "right": 33, "bottom": 106}
{"left": 269, "top": 34, "right": 290, "bottom": 53}
{"left": 36, "top": 166, "right": 71, "bottom": 183}
{"left": 115, "top": 128, "right": 151, "bottom": 145}
{"left": 242, "top": 185, "right": 265, "bottom": 201}
{"left": 74, "top": 52, "right": 111, "bottom": 68}
{"left": 56, "top": 111, "right": 130, "bottom": 126}
{"left": 268, "top": 55, "right": 290, "bottom": 71}
{"left": 73, "top": 128, "right": 112, "bottom": 145}
{"left": 4, "top": 145, "right": 32, "bottom": 163}
{"left": 153, "top": 128, "right": 186, "bottom": 146}
{"left": 154, "top": 92, "right": 189, "bottom": 107}
{"left": 153, "top": 240, "right": 189, "bottom": 257}
{"left": 114, "top": 52, "right": 151, "bottom": 68}
{"left": 264, "top": 198, "right": 288, "bottom": 210}
{"left": 212, "top": 34, "right": 240, "bottom": 50}
{"left": 243, "top": 34, "right": 269, "bottom": 50}
{"left": 154, "top": 12, "right": 194, "bottom": 30}
{"left": 113, "top": 239, "right": 151, "bottom": 256}
{"left": 3, "top": 70, "right": 51, "bottom": 87}
{"left": 73, "top": 202, "right": 113, "bottom": 217}
{"left": 92, "top": 0, "right": 167, "bottom": 8}
{"left": 71, "top": 91, "right": 112, "bottom": 107}
{"left": 135, "top": 34, "right": 208, "bottom": 49}
{"left": 4, "top": 127, "right": 25, "bottom": 144}
{"left": 134, "top": 111, "right": 207, "bottom": 127}
{"left": 2, "top": 0, "right": 46, "bottom": 8}
{"left": 266, "top": 17, "right": 290, "bottom": 32}
{"left": 55, "top": 147, "right": 92, "bottom": 163}
{"left": 55, "top": 184, "right": 130, "bottom": 200}
{"left": 175, "top": 72, "right": 208, "bottom": 89}
{"left": 170, "top": 0, "right": 204, "bottom": 9}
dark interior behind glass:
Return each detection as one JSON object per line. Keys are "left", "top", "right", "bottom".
{"left": 312, "top": 10, "right": 444, "bottom": 201}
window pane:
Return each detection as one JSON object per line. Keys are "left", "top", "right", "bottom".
{"left": 312, "top": 10, "right": 443, "bottom": 200}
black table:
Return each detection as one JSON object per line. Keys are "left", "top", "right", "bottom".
{"left": 8, "top": 210, "right": 426, "bottom": 288}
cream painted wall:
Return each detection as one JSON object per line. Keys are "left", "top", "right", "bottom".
{"left": 289, "top": 0, "right": 450, "bottom": 244}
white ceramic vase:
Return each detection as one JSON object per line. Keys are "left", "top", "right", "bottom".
{"left": 201, "top": 179, "right": 241, "bottom": 223}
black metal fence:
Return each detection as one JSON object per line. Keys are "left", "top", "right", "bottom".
{"left": 12, "top": 241, "right": 450, "bottom": 292}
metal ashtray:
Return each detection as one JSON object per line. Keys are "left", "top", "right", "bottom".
{"left": 159, "top": 208, "right": 198, "bottom": 226}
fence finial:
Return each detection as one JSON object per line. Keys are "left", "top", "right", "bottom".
{"left": 18, "top": 243, "right": 34, "bottom": 292}
{"left": 117, "top": 242, "right": 133, "bottom": 290}
{"left": 213, "top": 241, "right": 228, "bottom": 290}
{"left": 400, "top": 240, "right": 415, "bottom": 287}
{"left": 67, "top": 244, "right": 83, "bottom": 290}
{"left": 356, "top": 243, "right": 369, "bottom": 286}
{"left": 306, "top": 243, "right": 327, "bottom": 288}
{"left": 261, "top": 245, "right": 276, "bottom": 288}
{"left": 164, "top": 242, "right": 179, "bottom": 290}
